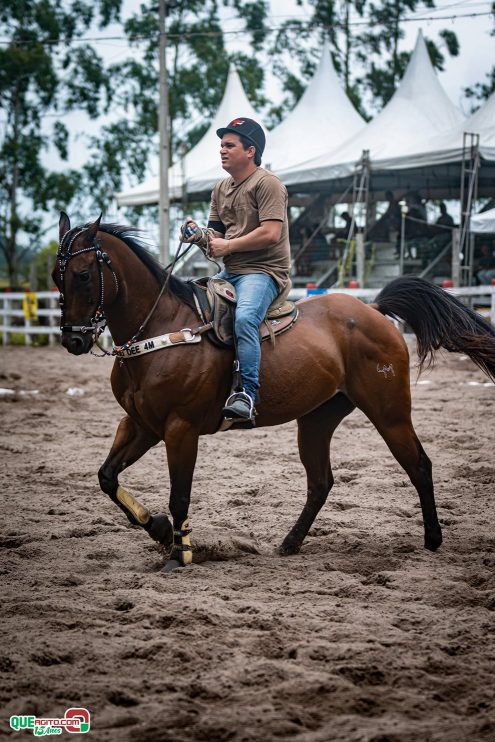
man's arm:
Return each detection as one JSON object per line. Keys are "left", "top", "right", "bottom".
{"left": 210, "top": 220, "right": 283, "bottom": 258}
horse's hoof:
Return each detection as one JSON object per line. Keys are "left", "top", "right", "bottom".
{"left": 424, "top": 531, "right": 442, "bottom": 551}
{"left": 278, "top": 542, "right": 300, "bottom": 556}
{"left": 160, "top": 559, "right": 182, "bottom": 574}
{"left": 146, "top": 513, "right": 173, "bottom": 547}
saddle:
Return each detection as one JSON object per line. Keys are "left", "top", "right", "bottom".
{"left": 190, "top": 277, "right": 298, "bottom": 349}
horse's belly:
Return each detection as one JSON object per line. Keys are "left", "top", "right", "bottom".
{"left": 257, "top": 329, "right": 345, "bottom": 425}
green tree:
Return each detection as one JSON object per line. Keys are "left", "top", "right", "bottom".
{"left": 83, "top": 0, "right": 271, "bottom": 212}
{"left": 0, "top": 0, "right": 123, "bottom": 286}
{"left": 464, "top": 3, "right": 495, "bottom": 109}
{"left": 35, "top": 239, "right": 58, "bottom": 291}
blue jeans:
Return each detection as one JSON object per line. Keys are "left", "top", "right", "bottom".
{"left": 215, "top": 271, "right": 278, "bottom": 401}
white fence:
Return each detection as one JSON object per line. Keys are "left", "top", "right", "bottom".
{"left": 1, "top": 291, "right": 60, "bottom": 346}
{"left": 1, "top": 285, "right": 494, "bottom": 346}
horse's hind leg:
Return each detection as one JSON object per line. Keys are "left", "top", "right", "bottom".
{"left": 352, "top": 387, "right": 442, "bottom": 551}
{"left": 377, "top": 420, "right": 441, "bottom": 551}
{"left": 98, "top": 415, "right": 173, "bottom": 548}
{"left": 279, "top": 393, "right": 355, "bottom": 556}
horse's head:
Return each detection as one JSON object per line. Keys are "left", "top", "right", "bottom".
{"left": 53, "top": 212, "right": 118, "bottom": 355}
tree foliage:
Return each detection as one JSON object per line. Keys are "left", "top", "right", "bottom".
{"left": 83, "top": 0, "right": 270, "bottom": 213}
{"left": 1, "top": 0, "right": 271, "bottom": 282}
{"left": 463, "top": 3, "right": 495, "bottom": 109}
{"left": 0, "top": 0, "right": 122, "bottom": 285}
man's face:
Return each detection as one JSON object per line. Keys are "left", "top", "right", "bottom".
{"left": 220, "top": 133, "right": 254, "bottom": 172}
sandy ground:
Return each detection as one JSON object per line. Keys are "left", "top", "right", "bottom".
{"left": 0, "top": 343, "right": 494, "bottom": 741}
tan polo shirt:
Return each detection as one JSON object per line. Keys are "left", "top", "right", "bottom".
{"left": 209, "top": 167, "right": 291, "bottom": 291}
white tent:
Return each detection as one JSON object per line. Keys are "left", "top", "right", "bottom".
{"left": 185, "top": 42, "right": 365, "bottom": 197}
{"left": 279, "top": 31, "right": 466, "bottom": 187}
{"left": 385, "top": 88, "right": 495, "bottom": 169}
{"left": 471, "top": 208, "right": 495, "bottom": 233}
{"left": 257, "top": 41, "right": 365, "bottom": 171}
{"left": 116, "top": 65, "right": 265, "bottom": 207}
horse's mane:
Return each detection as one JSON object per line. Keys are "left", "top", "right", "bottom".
{"left": 74, "top": 223, "right": 198, "bottom": 312}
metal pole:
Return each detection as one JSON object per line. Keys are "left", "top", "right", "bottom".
{"left": 159, "top": 0, "right": 170, "bottom": 265}
{"left": 356, "top": 232, "right": 365, "bottom": 288}
{"left": 451, "top": 228, "right": 460, "bottom": 286}
{"left": 399, "top": 201, "right": 407, "bottom": 275}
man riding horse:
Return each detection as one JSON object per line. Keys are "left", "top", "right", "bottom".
{"left": 180, "top": 118, "right": 291, "bottom": 424}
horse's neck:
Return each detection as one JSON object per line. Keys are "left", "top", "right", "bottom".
{"left": 104, "top": 242, "right": 192, "bottom": 346}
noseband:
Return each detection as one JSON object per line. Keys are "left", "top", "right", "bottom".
{"left": 57, "top": 228, "right": 119, "bottom": 340}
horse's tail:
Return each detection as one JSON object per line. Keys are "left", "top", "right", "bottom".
{"left": 373, "top": 276, "right": 495, "bottom": 382}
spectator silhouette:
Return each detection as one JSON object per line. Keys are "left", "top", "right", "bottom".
{"left": 475, "top": 242, "right": 495, "bottom": 285}
{"left": 295, "top": 224, "right": 329, "bottom": 276}
{"left": 436, "top": 202, "right": 454, "bottom": 229}
{"left": 340, "top": 211, "right": 355, "bottom": 239}
{"left": 368, "top": 191, "right": 401, "bottom": 241}
{"left": 405, "top": 192, "right": 427, "bottom": 238}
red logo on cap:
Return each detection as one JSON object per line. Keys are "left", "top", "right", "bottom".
{"left": 231, "top": 119, "right": 245, "bottom": 126}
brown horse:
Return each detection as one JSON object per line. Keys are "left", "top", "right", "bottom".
{"left": 53, "top": 213, "right": 495, "bottom": 572}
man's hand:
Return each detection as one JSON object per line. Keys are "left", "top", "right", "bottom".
{"left": 180, "top": 219, "right": 205, "bottom": 244}
{"left": 209, "top": 237, "right": 232, "bottom": 258}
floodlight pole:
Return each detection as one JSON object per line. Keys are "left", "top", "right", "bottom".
{"left": 158, "top": 0, "right": 170, "bottom": 264}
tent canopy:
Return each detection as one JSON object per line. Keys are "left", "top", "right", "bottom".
{"left": 471, "top": 208, "right": 495, "bottom": 234}
{"left": 117, "top": 44, "right": 365, "bottom": 206}
{"left": 117, "top": 32, "right": 495, "bottom": 208}
{"left": 279, "top": 31, "right": 466, "bottom": 188}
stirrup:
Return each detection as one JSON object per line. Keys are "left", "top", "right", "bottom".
{"left": 222, "top": 391, "right": 255, "bottom": 421}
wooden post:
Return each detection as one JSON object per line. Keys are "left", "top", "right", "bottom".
{"left": 3, "top": 296, "right": 10, "bottom": 345}
{"left": 49, "top": 293, "right": 58, "bottom": 347}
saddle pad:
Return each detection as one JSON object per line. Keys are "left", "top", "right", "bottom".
{"left": 190, "top": 277, "right": 298, "bottom": 348}
{"left": 260, "top": 308, "right": 299, "bottom": 343}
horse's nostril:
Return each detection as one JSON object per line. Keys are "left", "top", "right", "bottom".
{"left": 62, "top": 334, "right": 90, "bottom": 355}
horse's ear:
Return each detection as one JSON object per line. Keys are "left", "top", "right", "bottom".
{"left": 59, "top": 211, "right": 71, "bottom": 242}
{"left": 84, "top": 213, "right": 103, "bottom": 244}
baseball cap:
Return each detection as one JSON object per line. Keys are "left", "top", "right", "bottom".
{"left": 216, "top": 117, "right": 266, "bottom": 158}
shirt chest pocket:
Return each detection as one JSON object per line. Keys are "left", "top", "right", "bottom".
{"left": 222, "top": 200, "right": 246, "bottom": 225}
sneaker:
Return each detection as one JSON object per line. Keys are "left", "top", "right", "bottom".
{"left": 223, "top": 391, "right": 254, "bottom": 421}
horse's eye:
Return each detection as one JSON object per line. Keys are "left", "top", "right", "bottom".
{"left": 78, "top": 271, "right": 91, "bottom": 284}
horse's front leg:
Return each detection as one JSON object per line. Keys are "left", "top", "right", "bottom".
{"left": 161, "top": 417, "right": 200, "bottom": 573}
{"left": 98, "top": 415, "right": 173, "bottom": 548}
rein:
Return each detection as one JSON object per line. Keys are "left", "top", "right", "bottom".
{"left": 111, "top": 238, "right": 192, "bottom": 357}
